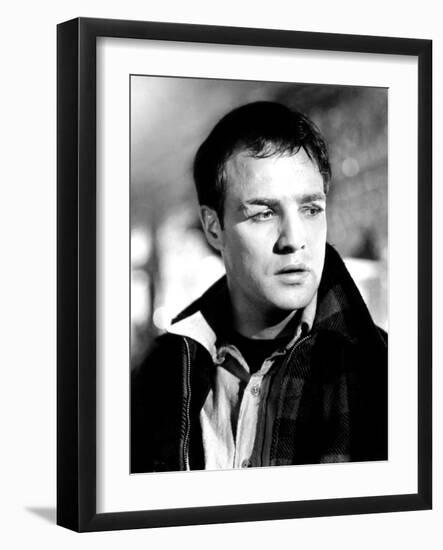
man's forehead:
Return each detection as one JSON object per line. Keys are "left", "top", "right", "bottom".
{"left": 224, "top": 149, "right": 323, "bottom": 197}
{"left": 225, "top": 149, "right": 319, "bottom": 179}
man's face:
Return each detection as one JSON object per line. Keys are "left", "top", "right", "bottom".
{"left": 218, "top": 148, "right": 327, "bottom": 319}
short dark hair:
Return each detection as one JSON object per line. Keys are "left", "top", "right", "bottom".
{"left": 193, "top": 101, "right": 331, "bottom": 224}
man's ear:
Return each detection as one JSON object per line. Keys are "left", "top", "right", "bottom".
{"left": 200, "top": 206, "right": 224, "bottom": 252}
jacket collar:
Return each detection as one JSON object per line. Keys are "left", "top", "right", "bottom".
{"left": 314, "top": 243, "right": 385, "bottom": 346}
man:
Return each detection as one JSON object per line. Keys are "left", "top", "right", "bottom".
{"left": 131, "top": 101, "right": 387, "bottom": 473}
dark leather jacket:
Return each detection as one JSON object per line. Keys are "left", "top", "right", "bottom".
{"left": 131, "top": 244, "right": 387, "bottom": 473}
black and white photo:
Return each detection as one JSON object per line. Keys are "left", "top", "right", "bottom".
{"left": 130, "top": 79, "right": 388, "bottom": 473}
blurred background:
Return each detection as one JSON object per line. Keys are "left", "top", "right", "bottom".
{"left": 130, "top": 76, "right": 388, "bottom": 367}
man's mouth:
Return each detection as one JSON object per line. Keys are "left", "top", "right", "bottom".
{"left": 276, "top": 263, "right": 309, "bottom": 275}
{"left": 274, "top": 264, "right": 311, "bottom": 284}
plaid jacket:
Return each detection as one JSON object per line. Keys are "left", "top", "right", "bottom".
{"left": 131, "top": 243, "right": 388, "bottom": 472}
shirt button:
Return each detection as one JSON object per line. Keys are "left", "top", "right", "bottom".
{"left": 241, "top": 459, "right": 251, "bottom": 468}
{"left": 250, "top": 384, "right": 260, "bottom": 397}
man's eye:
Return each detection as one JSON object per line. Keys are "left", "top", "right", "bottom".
{"left": 252, "top": 210, "right": 274, "bottom": 221}
{"left": 303, "top": 205, "right": 324, "bottom": 217}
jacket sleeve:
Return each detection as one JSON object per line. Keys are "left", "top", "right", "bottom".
{"left": 130, "top": 333, "right": 185, "bottom": 473}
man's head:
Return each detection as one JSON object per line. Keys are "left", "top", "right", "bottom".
{"left": 193, "top": 102, "right": 331, "bottom": 322}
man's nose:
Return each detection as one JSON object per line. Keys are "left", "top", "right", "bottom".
{"left": 274, "top": 214, "right": 306, "bottom": 254}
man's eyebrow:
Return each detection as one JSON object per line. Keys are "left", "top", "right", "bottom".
{"left": 298, "top": 192, "right": 327, "bottom": 203}
{"left": 241, "top": 198, "right": 279, "bottom": 208}
{"left": 239, "top": 192, "right": 326, "bottom": 210}
{"left": 237, "top": 198, "right": 279, "bottom": 213}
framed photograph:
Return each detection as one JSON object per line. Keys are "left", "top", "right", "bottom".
{"left": 57, "top": 17, "right": 432, "bottom": 532}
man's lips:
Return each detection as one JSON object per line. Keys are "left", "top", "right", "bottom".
{"left": 275, "top": 263, "right": 310, "bottom": 275}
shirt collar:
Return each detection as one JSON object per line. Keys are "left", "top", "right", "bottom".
{"left": 283, "top": 291, "right": 317, "bottom": 351}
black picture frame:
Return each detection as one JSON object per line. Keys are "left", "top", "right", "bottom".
{"left": 57, "top": 17, "right": 432, "bottom": 532}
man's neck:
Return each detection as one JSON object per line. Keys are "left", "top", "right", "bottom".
{"left": 231, "top": 306, "right": 300, "bottom": 340}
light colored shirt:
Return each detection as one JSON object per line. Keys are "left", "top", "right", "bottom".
{"left": 200, "top": 296, "right": 317, "bottom": 470}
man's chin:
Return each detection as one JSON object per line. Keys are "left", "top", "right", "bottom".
{"left": 267, "top": 288, "right": 316, "bottom": 313}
